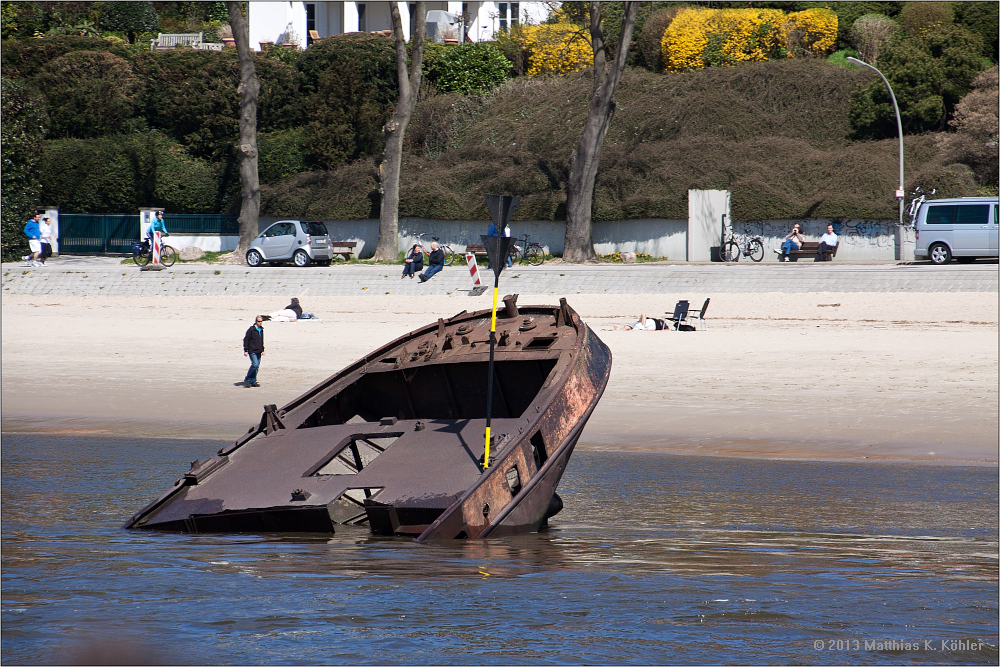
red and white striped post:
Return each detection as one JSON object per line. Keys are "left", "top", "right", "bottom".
{"left": 466, "top": 253, "right": 482, "bottom": 286}
{"left": 151, "top": 231, "right": 162, "bottom": 266}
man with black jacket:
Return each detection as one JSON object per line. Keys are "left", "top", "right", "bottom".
{"left": 241, "top": 316, "right": 265, "bottom": 388}
{"left": 419, "top": 242, "right": 445, "bottom": 282}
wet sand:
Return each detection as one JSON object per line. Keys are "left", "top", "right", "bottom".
{"left": 1, "top": 292, "right": 996, "bottom": 466}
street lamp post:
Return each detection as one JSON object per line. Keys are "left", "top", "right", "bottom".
{"left": 847, "top": 57, "right": 905, "bottom": 230}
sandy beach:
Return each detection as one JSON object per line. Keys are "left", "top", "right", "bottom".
{"left": 2, "top": 288, "right": 996, "bottom": 466}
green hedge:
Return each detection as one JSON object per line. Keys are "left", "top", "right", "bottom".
{"left": 40, "top": 131, "right": 218, "bottom": 213}
{"left": 1, "top": 79, "right": 48, "bottom": 260}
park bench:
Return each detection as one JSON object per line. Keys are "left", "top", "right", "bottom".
{"left": 789, "top": 241, "right": 838, "bottom": 261}
{"left": 464, "top": 244, "right": 490, "bottom": 264}
{"left": 329, "top": 241, "right": 357, "bottom": 261}
{"left": 151, "top": 33, "right": 203, "bottom": 50}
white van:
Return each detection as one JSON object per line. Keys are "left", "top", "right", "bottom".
{"left": 914, "top": 197, "right": 999, "bottom": 264}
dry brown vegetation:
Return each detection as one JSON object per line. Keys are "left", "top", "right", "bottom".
{"left": 261, "top": 58, "right": 982, "bottom": 222}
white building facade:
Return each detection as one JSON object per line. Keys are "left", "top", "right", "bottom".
{"left": 248, "top": 1, "right": 552, "bottom": 49}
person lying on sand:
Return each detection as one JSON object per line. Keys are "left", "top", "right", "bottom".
{"left": 613, "top": 314, "right": 667, "bottom": 331}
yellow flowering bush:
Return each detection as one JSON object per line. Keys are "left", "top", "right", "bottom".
{"left": 783, "top": 8, "right": 838, "bottom": 57}
{"left": 661, "top": 7, "right": 836, "bottom": 71}
{"left": 512, "top": 23, "right": 593, "bottom": 77}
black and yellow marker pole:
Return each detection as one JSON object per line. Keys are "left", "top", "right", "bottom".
{"left": 481, "top": 194, "right": 520, "bottom": 470}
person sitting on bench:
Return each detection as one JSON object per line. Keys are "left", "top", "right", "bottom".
{"left": 817, "top": 224, "right": 838, "bottom": 261}
{"left": 774, "top": 223, "right": 804, "bottom": 262}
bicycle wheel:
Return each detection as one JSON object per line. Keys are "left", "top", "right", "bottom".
{"left": 159, "top": 245, "right": 177, "bottom": 267}
{"left": 747, "top": 238, "right": 764, "bottom": 263}
{"left": 442, "top": 246, "right": 455, "bottom": 266}
{"left": 525, "top": 245, "right": 544, "bottom": 266}
{"left": 724, "top": 240, "right": 740, "bottom": 262}
{"left": 134, "top": 250, "right": 151, "bottom": 267}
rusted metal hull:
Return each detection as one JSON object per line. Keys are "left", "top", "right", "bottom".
{"left": 125, "top": 297, "right": 611, "bottom": 539}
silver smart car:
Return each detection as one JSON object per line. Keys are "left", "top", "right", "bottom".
{"left": 246, "top": 220, "right": 334, "bottom": 267}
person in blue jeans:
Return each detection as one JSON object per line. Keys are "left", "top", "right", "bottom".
{"left": 775, "top": 223, "right": 804, "bottom": 262}
{"left": 241, "top": 315, "right": 264, "bottom": 388}
{"left": 419, "top": 242, "right": 445, "bottom": 282}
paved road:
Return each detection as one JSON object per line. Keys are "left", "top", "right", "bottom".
{"left": 2, "top": 257, "right": 996, "bottom": 296}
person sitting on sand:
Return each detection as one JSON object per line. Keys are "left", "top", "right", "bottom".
{"left": 614, "top": 314, "right": 667, "bottom": 331}
{"left": 402, "top": 244, "right": 423, "bottom": 279}
{"left": 261, "top": 297, "right": 302, "bottom": 322}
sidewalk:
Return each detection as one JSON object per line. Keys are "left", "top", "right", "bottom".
{"left": 3, "top": 256, "right": 996, "bottom": 296}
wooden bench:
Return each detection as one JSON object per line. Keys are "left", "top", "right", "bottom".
{"left": 151, "top": 32, "right": 203, "bottom": 50}
{"left": 464, "top": 244, "right": 490, "bottom": 264}
{"left": 329, "top": 241, "right": 357, "bottom": 261}
{"left": 789, "top": 241, "right": 838, "bottom": 261}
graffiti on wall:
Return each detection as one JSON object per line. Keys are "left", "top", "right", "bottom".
{"left": 734, "top": 219, "right": 897, "bottom": 248}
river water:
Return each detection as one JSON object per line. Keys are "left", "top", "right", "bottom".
{"left": 2, "top": 434, "right": 997, "bottom": 665}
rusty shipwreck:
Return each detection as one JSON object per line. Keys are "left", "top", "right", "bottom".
{"left": 125, "top": 296, "right": 611, "bottom": 539}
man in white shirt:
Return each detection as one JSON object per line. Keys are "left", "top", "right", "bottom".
{"left": 818, "top": 224, "right": 838, "bottom": 261}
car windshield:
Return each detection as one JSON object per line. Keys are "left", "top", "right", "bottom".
{"left": 302, "top": 221, "right": 328, "bottom": 236}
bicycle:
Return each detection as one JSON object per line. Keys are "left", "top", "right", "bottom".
{"left": 906, "top": 187, "right": 935, "bottom": 226}
{"left": 507, "top": 234, "right": 545, "bottom": 266}
{"left": 722, "top": 226, "right": 764, "bottom": 262}
{"left": 132, "top": 237, "right": 177, "bottom": 267}
{"left": 413, "top": 233, "right": 455, "bottom": 266}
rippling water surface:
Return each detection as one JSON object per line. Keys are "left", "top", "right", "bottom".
{"left": 2, "top": 434, "right": 997, "bottom": 665}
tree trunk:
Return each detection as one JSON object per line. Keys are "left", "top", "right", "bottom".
{"left": 563, "top": 1, "right": 638, "bottom": 263}
{"left": 227, "top": 1, "right": 260, "bottom": 264}
{"left": 372, "top": 2, "right": 426, "bottom": 262}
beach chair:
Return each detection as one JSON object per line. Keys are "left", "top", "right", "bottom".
{"left": 665, "top": 300, "right": 690, "bottom": 331}
{"left": 686, "top": 298, "right": 710, "bottom": 330}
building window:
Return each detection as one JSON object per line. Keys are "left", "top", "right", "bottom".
{"left": 306, "top": 3, "right": 315, "bottom": 45}
{"left": 462, "top": 2, "right": 469, "bottom": 40}
{"left": 358, "top": 3, "right": 366, "bottom": 32}
{"left": 498, "top": 2, "right": 519, "bottom": 31}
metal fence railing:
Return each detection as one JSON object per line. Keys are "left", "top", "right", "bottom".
{"left": 58, "top": 214, "right": 238, "bottom": 254}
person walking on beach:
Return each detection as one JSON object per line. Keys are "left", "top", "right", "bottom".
{"left": 241, "top": 315, "right": 265, "bottom": 388}
{"left": 419, "top": 242, "right": 445, "bottom": 282}
{"left": 23, "top": 213, "right": 42, "bottom": 267}
{"left": 774, "top": 223, "right": 804, "bottom": 262}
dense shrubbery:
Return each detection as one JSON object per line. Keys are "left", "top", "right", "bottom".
{"left": 301, "top": 33, "right": 396, "bottom": 168}
{"left": 268, "top": 60, "right": 980, "bottom": 222}
{"left": 429, "top": 43, "right": 511, "bottom": 95}
{"left": 39, "top": 132, "right": 219, "bottom": 214}
{"left": 1, "top": 2, "right": 995, "bottom": 231}
{"left": 37, "top": 50, "right": 144, "bottom": 138}
{"left": 849, "top": 24, "right": 984, "bottom": 138}
{"left": 1, "top": 79, "right": 48, "bottom": 260}
{"left": 662, "top": 7, "right": 837, "bottom": 72}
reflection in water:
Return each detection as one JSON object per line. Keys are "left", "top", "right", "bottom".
{"left": 1, "top": 436, "right": 997, "bottom": 665}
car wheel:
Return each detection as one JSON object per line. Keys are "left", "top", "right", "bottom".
{"left": 928, "top": 243, "right": 951, "bottom": 265}
{"left": 293, "top": 249, "right": 310, "bottom": 267}
{"left": 246, "top": 249, "right": 263, "bottom": 267}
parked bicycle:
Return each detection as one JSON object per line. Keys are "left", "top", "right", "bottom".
{"left": 413, "top": 233, "right": 455, "bottom": 266}
{"left": 508, "top": 234, "right": 545, "bottom": 266}
{"left": 132, "top": 238, "right": 177, "bottom": 267}
{"left": 906, "top": 187, "right": 935, "bottom": 226}
{"left": 722, "top": 226, "right": 764, "bottom": 262}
